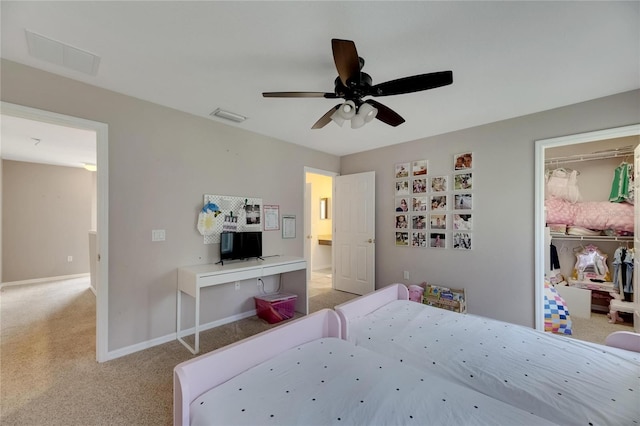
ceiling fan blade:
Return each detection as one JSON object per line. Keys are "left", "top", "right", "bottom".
{"left": 311, "top": 104, "right": 341, "bottom": 129}
{"left": 371, "top": 71, "right": 453, "bottom": 97}
{"left": 332, "top": 39, "right": 360, "bottom": 86}
{"left": 263, "top": 92, "right": 338, "bottom": 98}
{"left": 365, "top": 100, "right": 405, "bottom": 127}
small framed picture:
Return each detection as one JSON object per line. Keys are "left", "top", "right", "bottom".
{"left": 453, "top": 172, "right": 473, "bottom": 190}
{"left": 395, "top": 180, "right": 410, "bottom": 196}
{"left": 411, "top": 231, "right": 427, "bottom": 248}
{"left": 454, "top": 193, "right": 472, "bottom": 210}
{"left": 429, "top": 214, "right": 447, "bottom": 230}
{"left": 453, "top": 232, "right": 472, "bottom": 250}
{"left": 395, "top": 162, "right": 410, "bottom": 178}
{"left": 429, "top": 232, "right": 446, "bottom": 249}
{"left": 412, "top": 160, "right": 428, "bottom": 176}
{"left": 412, "top": 196, "right": 428, "bottom": 212}
{"left": 430, "top": 176, "right": 448, "bottom": 192}
{"left": 453, "top": 213, "right": 473, "bottom": 230}
{"left": 395, "top": 214, "right": 409, "bottom": 229}
{"left": 395, "top": 197, "right": 409, "bottom": 212}
{"left": 412, "top": 214, "right": 427, "bottom": 229}
{"left": 412, "top": 178, "right": 427, "bottom": 193}
{"left": 430, "top": 195, "right": 447, "bottom": 211}
{"left": 395, "top": 231, "right": 409, "bottom": 246}
{"left": 454, "top": 152, "right": 473, "bottom": 170}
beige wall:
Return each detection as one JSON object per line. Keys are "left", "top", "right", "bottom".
{"left": 2, "top": 160, "right": 94, "bottom": 281}
{"left": 341, "top": 89, "right": 640, "bottom": 328}
{"left": 1, "top": 59, "right": 340, "bottom": 352}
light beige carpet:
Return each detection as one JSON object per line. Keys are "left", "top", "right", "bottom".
{"left": 0, "top": 277, "right": 357, "bottom": 426}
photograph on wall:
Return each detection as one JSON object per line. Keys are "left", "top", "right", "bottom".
{"left": 395, "top": 162, "right": 410, "bottom": 178}
{"left": 430, "top": 176, "right": 448, "bottom": 192}
{"left": 453, "top": 213, "right": 473, "bottom": 230}
{"left": 454, "top": 193, "right": 472, "bottom": 210}
{"left": 395, "top": 231, "right": 409, "bottom": 246}
{"left": 412, "top": 196, "right": 428, "bottom": 211}
{"left": 245, "top": 204, "right": 261, "bottom": 225}
{"left": 453, "top": 172, "right": 473, "bottom": 190}
{"left": 412, "top": 231, "right": 427, "bottom": 247}
{"left": 454, "top": 152, "right": 473, "bottom": 170}
{"left": 429, "top": 232, "right": 446, "bottom": 248}
{"left": 453, "top": 232, "right": 472, "bottom": 250}
{"left": 412, "top": 214, "right": 426, "bottom": 229}
{"left": 395, "top": 214, "right": 409, "bottom": 229}
{"left": 395, "top": 180, "right": 410, "bottom": 196}
{"left": 395, "top": 197, "right": 409, "bottom": 212}
{"left": 412, "top": 178, "right": 427, "bottom": 193}
{"left": 412, "top": 160, "right": 428, "bottom": 176}
{"left": 430, "top": 195, "right": 447, "bottom": 211}
{"left": 429, "top": 214, "right": 447, "bottom": 230}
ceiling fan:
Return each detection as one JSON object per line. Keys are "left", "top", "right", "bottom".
{"left": 263, "top": 38, "right": 453, "bottom": 129}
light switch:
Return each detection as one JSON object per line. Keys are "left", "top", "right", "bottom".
{"left": 152, "top": 229, "right": 166, "bottom": 241}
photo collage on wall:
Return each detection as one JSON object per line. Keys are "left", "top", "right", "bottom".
{"left": 394, "top": 152, "right": 474, "bottom": 250}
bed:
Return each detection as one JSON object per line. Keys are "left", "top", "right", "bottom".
{"left": 174, "top": 309, "right": 556, "bottom": 425}
{"left": 335, "top": 284, "right": 640, "bottom": 426}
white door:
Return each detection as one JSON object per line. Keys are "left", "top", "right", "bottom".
{"left": 334, "top": 171, "right": 375, "bottom": 295}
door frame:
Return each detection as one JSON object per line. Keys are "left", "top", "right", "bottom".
{"left": 534, "top": 124, "right": 640, "bottom": 331}
{"left": 1, "top": 101, "right": 109, "bottom": 362}
{"left": 303, "top": 167, "right": 338, "bottom": 283}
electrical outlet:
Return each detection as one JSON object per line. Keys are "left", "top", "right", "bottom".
{"left": 67, "top": 255, "right": 73, "bottom": 262}
{"left": 235, "top": 282, "right": 240, "bottom": 290}
{"left": 403, "top": 270, "right": 410, "bottom": 280}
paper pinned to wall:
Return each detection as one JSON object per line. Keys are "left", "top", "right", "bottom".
{"left": 202, "top": 194, "right": 262, "bottom": 244}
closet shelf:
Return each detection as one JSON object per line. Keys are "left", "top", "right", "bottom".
{"left": 551, "top": 234, "right": 633, "bottom": 242}
{"left": 545, "top": 147, "right": 634, "bottom": 165}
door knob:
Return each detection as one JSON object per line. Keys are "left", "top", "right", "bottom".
{"left": 307, "top": 235, "right": 313, "bottom": 239}
{"left": 367, "top": 238, "right": 375, "bottom": 243}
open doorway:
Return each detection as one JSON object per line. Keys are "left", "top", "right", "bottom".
{"left": 1, "top": 102, "right": 109, "bottom": 362}
{"left": 535, "top": 124, "right": 640, "bottom": 344}
{"left": 304, "top": 168, "right": 336, "bottom": 297}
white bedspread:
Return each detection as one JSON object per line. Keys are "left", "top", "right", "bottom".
{"left": 348, "top": 300, "right": 640, "bottom": 426}
{"left": 190, "top": 337, "right": 555, "bottom": 425}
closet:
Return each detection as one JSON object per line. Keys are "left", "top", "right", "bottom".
{"left": 544, "top": 139, "right": 637, "bottom": 326}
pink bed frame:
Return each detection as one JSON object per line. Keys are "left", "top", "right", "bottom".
{"left": 173, "top": 308, "right": 341, "bottom": 426}
{"left": 605, "top": 330, "right": 640, "bottom": 353}
{"left": 334, "top": 283, "right": 408, "bottom": 339}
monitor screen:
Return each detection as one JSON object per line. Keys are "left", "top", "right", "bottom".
{"left": 219, "top": 231, "right": 262, "bottom": 263}
{"left": 240, "top": 231, "right": 262, "bottom": 259}
{"left": 220, "top": 232, "right": 238, "bottom": 260}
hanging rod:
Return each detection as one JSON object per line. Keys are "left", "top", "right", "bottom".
{"left": 545, "top": 148, "right": 634, "bottom": 165}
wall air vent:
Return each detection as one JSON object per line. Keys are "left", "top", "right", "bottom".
{"left": 25, "top": 29, "right": 100, "bottom": 76}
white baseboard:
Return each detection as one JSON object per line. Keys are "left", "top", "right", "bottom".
{"left": 0, "top": 273, "right": 90, "bottom": 289}
{"left": 105, "top": 309, "right": 258, "bottom": 361}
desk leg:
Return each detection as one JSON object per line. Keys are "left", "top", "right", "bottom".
{"left": 194, "top": 288, "right": 200, "bottom": 353}
{"left": 176, "top": 289, "right": 199, "bottom": 355}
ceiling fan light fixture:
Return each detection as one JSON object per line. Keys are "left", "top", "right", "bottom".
{"left": 330, "top": 109, "right": 346, "bottom": 127}
{"left": 351, "top": 114, "right": 365, "bottom": 129}
{"left": 359, "top": 103, "right": 378, "bottom": 123}
{"left": 337, "top": 101, "right": 356, "bottom": 120}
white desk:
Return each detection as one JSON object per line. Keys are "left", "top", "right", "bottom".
{"left": 177, "top": 256, "right": 307, "bottom": 354}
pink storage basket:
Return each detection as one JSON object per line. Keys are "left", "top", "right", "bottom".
{"left": 254, "top": 293, "right": 297, "bottom": 324}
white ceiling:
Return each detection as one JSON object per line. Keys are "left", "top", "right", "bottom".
{"left": 1, "top": 1, "right": 639, "bottom": 163}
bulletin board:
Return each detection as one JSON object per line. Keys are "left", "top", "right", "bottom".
{"left": 202, "top": 194, "right": 263, "bottom": 244}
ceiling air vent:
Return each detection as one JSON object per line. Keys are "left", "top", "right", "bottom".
{"left": 25, "top": 29, "right": 100, "bottom": 76}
